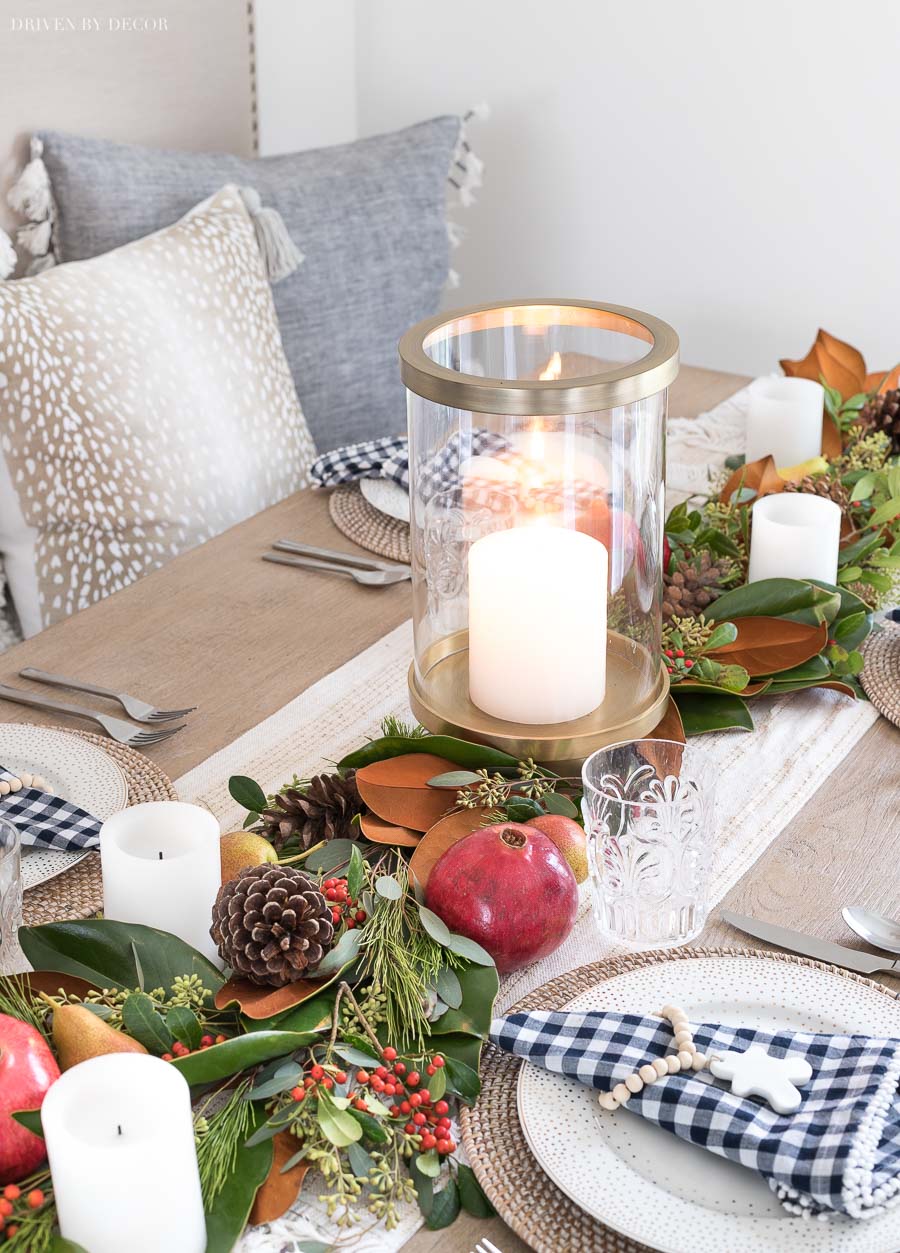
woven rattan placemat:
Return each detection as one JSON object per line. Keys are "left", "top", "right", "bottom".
{"left": 329, "top": 483, "right": 411, "bottom": 564}
{"left": 23, "top": 727, "right": 177, "bottom": 927}
{"left": 460, "top": 946, "right": 900, "bottom": 1253}
{"left": 861, "top": 621, "right": 900, "bottom": 729}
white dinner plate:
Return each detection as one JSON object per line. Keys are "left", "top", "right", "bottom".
{"left": 360, "top": 477, "right": 411, "bottom": 523}
{"left": 0, "top": 724, "right": 128, "bottom": 889}
{"left": 517, "top": 954, "right": 900, "bottom": 1253}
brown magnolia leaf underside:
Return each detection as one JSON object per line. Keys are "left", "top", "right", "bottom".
{"left": 214, "top": 974, "right": 335, "bottom": 1020}
{"left": 355, "top": 753, "right": 458, "bottom": 831}
{"left": 408, "top": 807, "right": 492, "bottom": 889}
{"left": 708, "top": 617, "right": 828, "bottom": 677}
{"left": 719, "top": 455, "right": 785, "bottom": 505}
{"left": 249, "top": 1131, "right": 310, "bottom": 1224}
{"left": 359, "top": 813, "right": 421, "bottom": 846}
{"left": 21, "top": 970, "right": 99, "bottom": 1001}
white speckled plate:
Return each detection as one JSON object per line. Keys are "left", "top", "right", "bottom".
{"left": 360, "top": 477, "right": 410, "bottom": 523}
{"left": 0, "top": 725, "right": 128, "bottom": 889}
{"left": 517, "top": 955, "right": 900, "bottom": 1252}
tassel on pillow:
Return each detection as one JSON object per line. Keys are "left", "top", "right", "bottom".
{"left": 238, "top": 186, "right": 304, "bottom": 284}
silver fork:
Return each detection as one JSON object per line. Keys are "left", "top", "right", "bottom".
{"left": 472, "top": 1240, "right": 503, "bottom": 1253}
{"left": 263, "top": 553, "right": 411, "bottom": 585}
{"left": 0, "top": 685, "right": 186, "bottom": 747}
{"left": 19, "top": 668, "right": 196, "bottom": 723}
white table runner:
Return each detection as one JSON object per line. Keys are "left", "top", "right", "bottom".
{"left": 172, "top": 381, "right": 878, "bottom": 1251}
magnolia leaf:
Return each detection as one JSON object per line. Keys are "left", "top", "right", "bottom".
{"left": 672, "top": 691, "right": 753, "bottom": 735}
{"left": 409, "top": 809, "right": 488, "bottom": 889}
{"left": 249, "top": 1130, "right": 310, "bottom": 1225}
{"left": 347, "top": 1108, "right": 389, "bottom": 1144}
{"left": 11, "top": 1108, "right": 43, "bottom": 1136}
{"left": 869, "top": 497, "right": 900, "bottom": 527}
{"left": 837, "top": 566, "right": 863, "bottom": 584}
{"left": 355, "top": 754, "right": 462, "bottom": 831}
{"left": 442, "top": 1055, "right": 481, "bottom": 1102}
{"left": 708, "top": 579, "right": 840, "bottom": 626}
{"left": 339, "top": 734, "right": 517, "bottom": 772}
{"left": 707, "top": 616, "right": 827, "bottom": 676}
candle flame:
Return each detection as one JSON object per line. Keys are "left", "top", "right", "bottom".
{"left": 538, "top": 351, "right": 562, "bottom": 381}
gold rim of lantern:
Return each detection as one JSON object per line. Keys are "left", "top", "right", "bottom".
{"left": 398, "top": 299, "right": 680, "bottom": 416}
{"left": 408, "top": 630, "right": 671, "bottom": 775}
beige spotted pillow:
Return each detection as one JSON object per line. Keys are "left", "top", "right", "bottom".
{"left": 0, "top": 185, "right": 315, "bottom": 635}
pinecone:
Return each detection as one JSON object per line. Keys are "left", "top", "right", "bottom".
{"left": 783, "top": 475, "right": 849, "bottom": 510}
{"left": 663, "top": 551, "right": 731, "bottom": 620}
{"left": 260, "top": 771, "right": 363, "bottom": 852}
{"left": 210, "top": 864, "right": 335, "bottom": 986}
{"left": 859, "top": 388, "right": 900, "bottom": 456}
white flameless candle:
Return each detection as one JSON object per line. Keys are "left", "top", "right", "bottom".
{"left": 468, "top": 525, "right": 608, "bottom": 723}
{"left": 744, "top": 377, "right": 824, "bottom": 467}
{"left": 101, "top": 801, "right": 221, "bottom": 962}
{"left": 42, "top": 1053, "right": 206, "bottom": 1253}
{"left": 747, "top": 493, "right": 841, "bottom": 584}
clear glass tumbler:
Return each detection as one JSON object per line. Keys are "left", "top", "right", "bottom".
{"left": 0, "top": 818, "right": 24, "bottom": 975}
{"left": 582, "top": 739, "right": 716, "bottom": 948}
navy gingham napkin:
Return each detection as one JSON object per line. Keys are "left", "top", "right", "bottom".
{"left": 491, "top": 1009, "right": 900, "bottom": 1220}
{"left": 310, "top": 430, "right": 509, "bottom": 494}
{"left": 0, "top": 764, "right": 101, "bottom": 852}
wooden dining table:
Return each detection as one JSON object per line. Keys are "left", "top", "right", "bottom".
{"left": 3, "top": 364, "right": 898, "bottom": 1253}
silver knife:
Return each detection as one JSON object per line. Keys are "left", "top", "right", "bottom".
{"left": 721, "top": 911, "right": 900, "bottom": 978}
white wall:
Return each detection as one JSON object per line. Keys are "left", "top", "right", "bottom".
{"left": 255, "top": 0, "right": 357, "bottom": 155}
{"left": 353, "top": 0, "right": 900, "bottom": 378}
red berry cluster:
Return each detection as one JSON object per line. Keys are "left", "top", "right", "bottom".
{"left": 1, "top": 1184, "right": 46, "bottom": 1241}
{"left": 289, "top": 1060, "right": 346, "bottom": 1101}
{"left": 322, "top": 878, "right": 367, "bottom": 930}
{"left": 162, "top": 1033, "right": 227, "bottom": 1062}
{"left": 663, "top": 646, "right": 694, "bottom": 676}
{"left": 357, "top": 1049, "right": 455, "bottom": 1154}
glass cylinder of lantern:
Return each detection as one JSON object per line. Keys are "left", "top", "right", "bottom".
{"left": 398, "top": 300, "right": 679, "bottom": 768}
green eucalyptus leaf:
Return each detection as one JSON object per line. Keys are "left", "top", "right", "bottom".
{"left": 346, "top": 844, "right": 365, "bottom": 902}
{"left": 431, "top": 962, "right": 498, "bottom": 1039}
{"left": 313, "top": 926, "right": 363, "bottom": 978}
{"left": 335, "top": 1043, "right": 380, "bottom": 1067}
{"left": 121, "top": 992, "right": 175, "bottom": 1054}
{"left": 166, "top": 1005, "right": 202, "bottom": 1051}
{"left": 427, "top": 770, "right": 483, "bottom": 788}
{"left": 457, "top": 1163, "right": 495, "bottom": 1217}
{"left": 435, "top": 966, "right": 463, "bottom": 1009}
{"left": 504, "top": 798, "right": 544, "bottom": 822}
{"left": 246, "top": 1068, "right": 303, "bottom": 1101}
{"left": 375, "top": 875, "right": 402, "bottom": 901}
{"left": 418, "top": 904, "right": 453, "bottom": 946}
{"left": 347, "top": 1141, "right": 375, "bottom": 1179}
{"left": 426, "top": 1178, "right": 461, "bottom": 1230}
{"left": 446, "top": 932, "right": 495, "bottom": 966}
{"left": 303, "top": 839, "right": 358, "bottom": 875}
{"left": 18, "top": 920, "right": 224, "bottom": 997}
{"left": 672, "top": 691, "right": 753, "bottom": 735}
{"left": 540, "top": 791, "right": 580, "bottom": 818}
{"left": 228, "top": 775, "right": 269, "bottom": 815}
{"left": 833, "top": 610, "right": 870, "bottom": 649}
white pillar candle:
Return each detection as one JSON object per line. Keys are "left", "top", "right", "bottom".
{"left": 101, "top": 802, "right": 221, "bottom": 963}
{"left": 42, "top": 1053, "right": 206, "bottom": 1253}
{"left": 748, "top": 493, "right": 841, "bottom": 584}
{"left": 744, "top": 377, "right": 824, "bottom": 467}
{"left": 468, "top": 525, "right": 608, "bottom": 723}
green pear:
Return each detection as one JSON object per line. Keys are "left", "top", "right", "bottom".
{"left": 220, "top": 831, "right": 279, "bottom": 884}
{"left": 51, "top": 1003, "right": 148, "bottom": 1071}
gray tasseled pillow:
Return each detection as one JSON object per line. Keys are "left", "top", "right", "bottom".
{"left": 36, "top": 118, "right": 463, "bottom": 451}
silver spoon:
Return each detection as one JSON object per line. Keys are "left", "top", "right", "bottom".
{"left": 841, "top": 906, "right": 900, "bottom": 956}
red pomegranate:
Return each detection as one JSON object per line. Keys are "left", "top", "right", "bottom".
{"left": 425, "top": 822, "right": 579, "bottom": 974}
{"left": 0, "top": 1012, "right": 59, "bottom": 1183}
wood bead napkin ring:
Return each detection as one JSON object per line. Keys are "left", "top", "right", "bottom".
{"left": 0, "top": 770, "right": 51, "bottom": 796}
{"left": 597, "top": 1005, "right": 708, "bottom": 1111}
